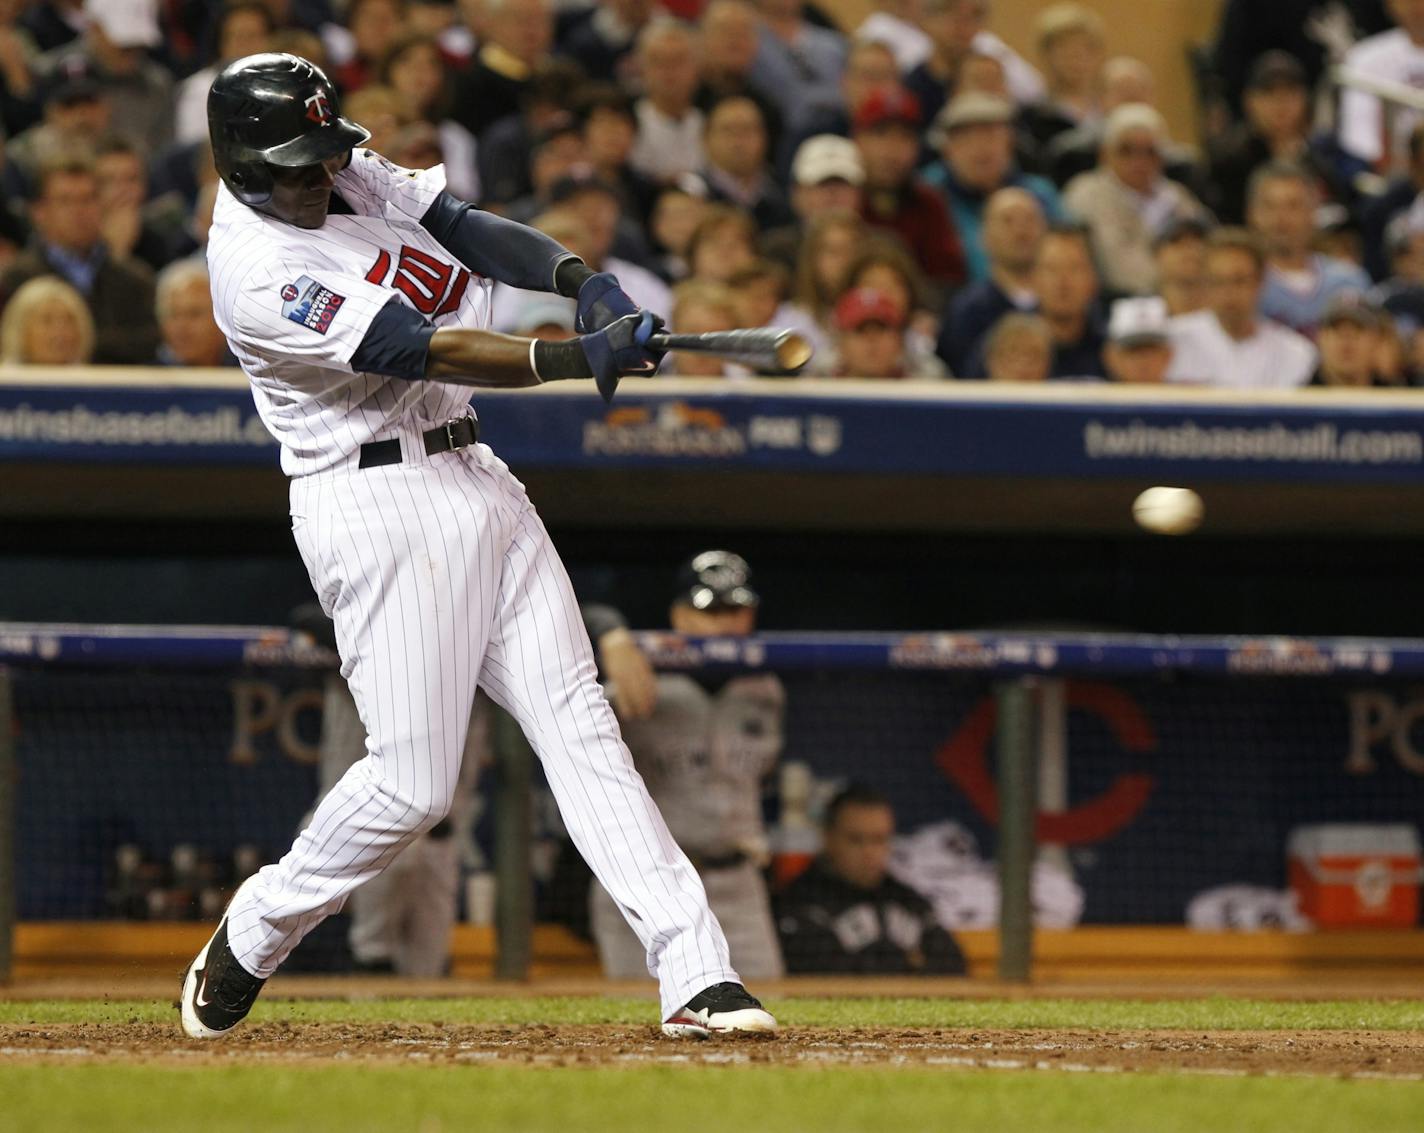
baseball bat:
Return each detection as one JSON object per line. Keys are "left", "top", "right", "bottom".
{"left": 648, "top": 328, "right": 814, "bottom": 374}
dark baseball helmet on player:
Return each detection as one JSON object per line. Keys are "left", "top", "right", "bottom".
{"left": 674, "top": 551, "right": 760, "bottom": 611}
{"left": 208, "top": 53, "right": 370, "bottom": 212}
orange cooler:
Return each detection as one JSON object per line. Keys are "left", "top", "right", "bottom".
{"left": 1288, "top": 824, "right": 1422, "bottom": 928}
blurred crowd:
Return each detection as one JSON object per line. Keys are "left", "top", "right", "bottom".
{"left": 3, "top": 0, "right": 1424, "bottom": 389}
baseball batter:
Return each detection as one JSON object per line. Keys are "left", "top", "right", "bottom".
{"left": 592, "top": 552, "right": 786, "bottom": 981}
{"left": 179, "top": 53, "right": 775, "bottom": 1040}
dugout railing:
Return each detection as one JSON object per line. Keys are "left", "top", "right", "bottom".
{"left": 6, "top": 624, "right": 1424, "bottom": 985}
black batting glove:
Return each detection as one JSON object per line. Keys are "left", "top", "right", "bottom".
{"left": 575, "top": 272, "right": 640, "bottom": 333}
{"left": 581, "top": 310, "right": 666, "bottom": 401}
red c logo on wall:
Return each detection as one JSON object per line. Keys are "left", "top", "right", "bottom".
{"left": 937, "top": 681, "right": 1157, "bottom": 844}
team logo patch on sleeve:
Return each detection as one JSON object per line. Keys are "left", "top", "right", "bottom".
{"left": 281, "top": 275, "right": 345, "bottom": 334}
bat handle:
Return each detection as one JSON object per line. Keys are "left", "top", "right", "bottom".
{"left": 647, "top": 334, "right": 674, "bottom": 350}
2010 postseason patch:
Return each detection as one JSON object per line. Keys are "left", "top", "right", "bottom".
{"left": 281, "top": 275, "right": 345, "bottom": 335}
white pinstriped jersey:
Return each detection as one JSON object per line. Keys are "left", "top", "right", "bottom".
{"left": 208, "top": 149, "right": 492, "bottom": 476}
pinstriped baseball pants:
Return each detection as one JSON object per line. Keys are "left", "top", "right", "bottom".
{"left": 225, "top": 430, "right": 738, "bottom": 1018}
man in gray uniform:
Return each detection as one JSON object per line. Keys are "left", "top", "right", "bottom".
{"left": 592, "top": 551, "right": 786, "bottom": 981}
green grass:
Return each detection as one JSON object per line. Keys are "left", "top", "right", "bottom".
{"left": 4, "top": 996, "right": 1424, "bottom": 1133}
{"left": 1, "top": 1063, "right": 1421, "bottom": 1133}
{"left": 3, "top": 994, "right": 1424, "bottom": 1031}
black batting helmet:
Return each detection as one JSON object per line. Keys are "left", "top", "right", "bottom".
{"left": 674, "top": 551, "right": 760, "bottom": 611}
{"left": 207, "top": 53, "right": 370, "bottom": 208}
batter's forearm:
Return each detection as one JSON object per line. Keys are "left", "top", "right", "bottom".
{"left": 426, "top": 328, "right": 599, "bottom": 386}
{"left": 425, "top": 328, "right": 543, "bottom": 387}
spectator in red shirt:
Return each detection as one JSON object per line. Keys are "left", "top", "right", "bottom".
{"left": 853, "top": 87, "right": 967, "bottom": 301}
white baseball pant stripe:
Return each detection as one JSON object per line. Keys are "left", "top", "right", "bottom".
{"left": 225, "top": 430, "right": 738, "bottom": 1018}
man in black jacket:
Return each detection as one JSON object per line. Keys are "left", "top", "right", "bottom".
{"left": 775, "top": 784, "right": 967, "bottom": 975}
{"left": 1204, "top": 52, "right": 1359, "bottom": 226}
{"left": 0, "top": 155, "right": 158, "bottom": 363}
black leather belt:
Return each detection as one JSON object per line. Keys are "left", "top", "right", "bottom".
{"left": 358, "top": 415, "right": 479, "bottom": 469}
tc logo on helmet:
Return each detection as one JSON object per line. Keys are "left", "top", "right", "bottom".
{"left": 304, "top": 90, "right": 333, "bottom": 125}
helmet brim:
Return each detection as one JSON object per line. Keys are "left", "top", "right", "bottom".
{"left": 262, "top": 117, "right": 371, "bottom": 167}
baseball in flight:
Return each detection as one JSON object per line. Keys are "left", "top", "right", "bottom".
{"left": 1132, "top": 486, "right": 1204, "bottom": 535}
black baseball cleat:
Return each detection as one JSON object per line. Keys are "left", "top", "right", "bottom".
{"left": 179, "top": 883, "right": 267, "bottom": 1039}
{"left": 662, "top": 982, "right": 779, "bottom": 1039}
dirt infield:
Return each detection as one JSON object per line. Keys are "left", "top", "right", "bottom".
{"left": 4, "top": 1021, "right": 1423, "bottom": 1079}
{"left": 10, "top": 972, "right": 1424, "bottom": 1003}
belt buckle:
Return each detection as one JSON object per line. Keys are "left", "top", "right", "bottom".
{"left": 446, "top": 414, "right": 475, "bottom": 451}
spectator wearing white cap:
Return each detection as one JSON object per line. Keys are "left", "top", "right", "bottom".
{"left": 1166, "top": 228, "right": 1317, "bottom": 389}
{"left": 36, "top": 0, "right": 172, "bottom": 157}
{"left": 923, "top": 91, "right": 1063, "bottom": 282}
{"left": 790, "top": 135, "right": 864, "bottom": 217}
{"left": 762, "top": 134, "right": 865, "bottom": 270}
{"left": 1062, "top": 103, "right": 1211, "bottom": 295}
{"left": 1103, "top": 296, "right": 1172, "bottom": 383}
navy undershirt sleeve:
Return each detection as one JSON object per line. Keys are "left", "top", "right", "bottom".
{"left": 350, "top": 298, "right": 438, "bottom": 380}
{"left": 419, "top": 191, "right": 575, "bottom": 292}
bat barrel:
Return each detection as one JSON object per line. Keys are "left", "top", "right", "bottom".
{"left": 647, "top": 328, "right": 813, "bottom": 373}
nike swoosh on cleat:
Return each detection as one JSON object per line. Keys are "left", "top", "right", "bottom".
{"left": 194, "top": 971, "right": 212, "bottom": 1009}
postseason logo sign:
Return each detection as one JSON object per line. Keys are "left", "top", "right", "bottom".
{"left": 281, "top": 275, "right": 345, "bottom": 335}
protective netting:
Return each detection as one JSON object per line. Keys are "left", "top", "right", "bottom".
{"left": 8, "top": 632, "right": 1424, "bottom": 977}
{"left": 12, "top": 669, "right": 321, "bottom": 921}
